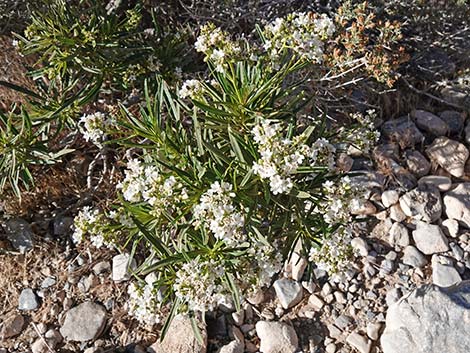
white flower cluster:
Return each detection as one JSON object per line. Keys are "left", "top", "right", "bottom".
{"left": 251, "top": 118, "right": 336, "bottom": 195}
{"left": 193, "top": 181, "right": 244, "bottom": 244}
{"left": 118, "top": 159, "right": 186, "bottom": 216}
{"left": 315, "top": 177, "right": 366, "bottom": 225}
{"left": 173, "top": 258, "right": 230, "bottom": 312}
{"left": 308, "top": 226, "right": 354, "bottom": 275}
{"left": 178, "top": 79, "right": 203, "bottom": 100}
{"left": 346, "top": 110, "right": 381, "bottom": 155}
{"left": 240, "top": 243, "right": 283, "bottom": 293}
{"left": 127, "top": 274, "right": 162, "bottom": 325}
{"left": 78, "top": 112, "right": 110, "bottom": 148}
{"left": 194, "top": 23, "right": 241, "bottom": 72}
{"left": 262, "top": 12, "right": 335, "bottom": 65}
{"left": 72, "top": 206, "right": 112, "bottom": 248}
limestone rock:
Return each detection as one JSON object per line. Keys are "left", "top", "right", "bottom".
{"left": 381, "top": 281, "right": 470, "bottom": 353}
{"left": 150, "top": 315, "right": 207, "bottom": 353}
{"left": 273, "top": 278, "right": 303, "bottom": 309}
{"left": 255, "top": 321, "right": 298, "bottom": 353}
{"left": 112, "top": 253, "right": 137, "bottom": 282}
{"left": 399, "top": 184, "right": 442, "bottom": 222}
{"left": 432, "top": 262, "right": 462, "bottom": 287}
{"left": 412, "top": 222, "right": 449, "bottom": 255}
{"left": 60, "top": 302, "right": 107, "bottom": 342}
{"left": 426, "top": 137, "right": 469, "bottom": 178}
{"left": 18, "top": 288, "right": 39, "bottom": 311}
{"left": 443, "top": 183, "right": 470, "bottom": 229}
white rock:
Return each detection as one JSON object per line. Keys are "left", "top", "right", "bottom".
{"left": 219, "top": 340, "right": 244, "bottom": 353}
{"left": 381, "top": 190, "right": 399, "bottom": 208}
{"left": 351, "top": 237, "right": 369, "bottom": 256}
{"left": 112, "top": 253, "right": 137, "bottom": 282}
{"left": 442, "top": 219, "right": 459, "bottom": 238}
{"left": 346, "top": 331, "right": 371, "bottom": 353}
{"left": 290, "top": 253, "right": 307, "bottom": 282}
{"left": 412, "top": 221, "right": 449, "bottom": 255}
{"left": 273, "top": 278, "right": 303, "bottom": 309}
{"left": 432, "top": 262, "right": 462, "bottom": 287}
{"left": 390, "top": 204, "right": 407, "bottom": 222}
{"left": 443, "top": 183, "right": 470, "bottom": 229}
{"left": 426, "top": 137, "right": 469, "bottom": 177}
{"left": 255, "top": 321, "right": 298, "bottom": 353}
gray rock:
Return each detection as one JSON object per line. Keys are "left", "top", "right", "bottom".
{"left": 0, "top": 313, "right": 24, "bottom": 338}
{"left": 465, "top": 121, "right": 470, "bottom": 145}
{"left": 404, "top": 150, "right": 431, "bottom": 178}
{"left": 389, "top": 222, "right": 410, "bottom": 248}
{"left": 18, "top": 288, "right": 39, "bottom": 311}
{"left": 112, "top": 253, "right": 137, "bottom": 282}
{"left": 418, "top": 175, "right": 452, "bottom": 192}
{"left": 255, "top": 321, "right": 298, "bottom": 353}
{"left": 412, "top": 110, "right": 448, "bottom": 136}
{"left": 334, "top": 314, "right": 354, "bottom": 330}
{"left": 150, "top": 315, "right": 207, "bottom": 353}
{"left": 53, "top": 217, "right": 74, "bottom": 236}
{"left": 60, "top": 302, "right": 107, "bottom": 342}
{"left": 402, "top": 246, "right": 427, "bottom": 268}
{"left": 439, "top": 110, "right": 466, "bottom": 134}
{"left": 273, "top": 278, "right": 303, "bottom": 309}
{"left": 412, "top": 221, "right": 449, "bottom": 255}
{"left": 426, "top": 137, "right": 469, "bottom": 177}
{"left": 346, "top": 332, "right": 371, "bottom": 353}
{"left": 5, "top": 219, "right": 33, "bottom": 252}
{"left": 92, "top": 261, "right": 111, "bottom": 275}
{"left": 443, "top": 183, "right": 470, "bottom": 229}
{"left": 432, "top": 262, "right": 462, "bottom": 287}
{"left": 381, "top": 190, "right": 399, "bottom": 208}
{"left": 399, "top": 184, "right": 442, "bottom": 222}
{"left": 381, "top": 281, "right": 470, "bottom": 353}
{"left": 41, "top": 276, "right": 56, "bottom": 288}
{"left": 382, "top": 118, "right": 424, "bottom": 148}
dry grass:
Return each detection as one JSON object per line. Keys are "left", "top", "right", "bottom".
{"left": 0, "top": 35, "right": 35, "bottom": 111}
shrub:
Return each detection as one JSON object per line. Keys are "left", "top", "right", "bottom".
{"left": 72, "top": 12, "right": 379, "bottom": 332}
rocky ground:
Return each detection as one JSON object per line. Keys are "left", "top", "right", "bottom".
{"left": 1, "top": 106, "right": 470, "bottom": 353}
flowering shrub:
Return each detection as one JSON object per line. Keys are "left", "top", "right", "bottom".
{"left": 1, "top": 0, "right": 397, "bottom": 338}
{"left": 71, "top": 10, "right": 381, "bottom": 330}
